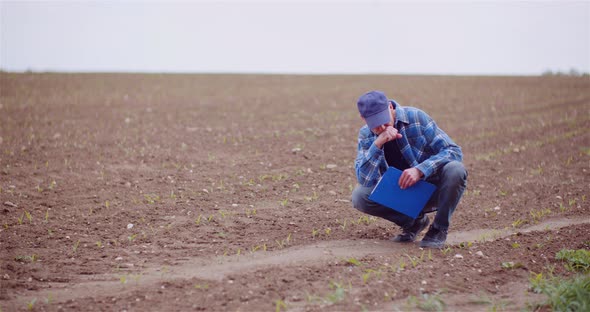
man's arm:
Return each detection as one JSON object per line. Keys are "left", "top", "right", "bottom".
{"left": 354, "top": 127, "right": 387, "bottom": 187}
{"left": 414, "top": 115, "right": 463, "bottom": 179}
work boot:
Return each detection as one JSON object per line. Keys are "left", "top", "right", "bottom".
{"left": 420, "top": 225, "right": 448, "bottom": 249}
{"left": 391, "top": 215, "right": 429, "bottom": 243}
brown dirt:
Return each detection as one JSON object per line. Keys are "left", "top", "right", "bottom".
{"left": 1, "top": 73, "right": 589, "bottom": 311}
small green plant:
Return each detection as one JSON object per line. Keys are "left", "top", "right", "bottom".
{"left": 24, "top": 210, "right": 32, "bottom": 223}
{"left": 501, "top": 261, "right": 523, "bottom": 269}
{"left": 194, "top": 283, "right": 209, "bottom": 290}
{"left": 275, "top": 299, "right": 287, "bottom": 312}
{"left": 326, "top": 281, "right": 346, "bottom": 303}
{"left": 530, "top": 274, "right": 590, "bottom": 311}
{"left": 96, "top": 241, "right": 102, "bottom": 248}
{"left": 346, "top": 257, "right": 362, "bottom": 266}
{"left": 339, "top": 219, "right": 348, "bottom": 230}
{"left": 407, "top": 292, "right": 446, "bottom": 311}
{"left": 511, "top": 242, "right": 521, "bottom": 249}
{"left": 44, "top": 210, "right": 49, "bottom": 223}
{"left": 406, "top": 254, "right": 422, "bottom": 268}
{"left": 304, "top": 191, "right": 319, "bottom": 202}
{"left": 458, "top": 241, "right": 472, "bottom": 249}
{"left": 27, "top": 298, "right": 37, "bottom": 310}
{"left": 279, "top": 198, "right": 289, "bottom": 207}
{"left": 555, "top": 249, "right": 590, "bottom": 273}
{"left": 530, "top": 208, "right": 552, "bottom": 223}
{"left": 511, "top": 218, "right": 525, "bottom": 228}
{"left": 397, "top": 258, "right": 407, "bottom": 271}
{"left": 72, "top": 239, "right": 80, "bottom": 253}
{"left": 441, "top": 247, "right": 452, "bottom": 255}
{"left": 311, "top": 228, "right": 320, "bottom": 238}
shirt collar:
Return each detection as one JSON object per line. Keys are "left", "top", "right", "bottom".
{"left": 391, "top": 100, "right": 409, "bottom": 125}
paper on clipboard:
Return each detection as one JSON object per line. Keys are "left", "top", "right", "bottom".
{"left": 368, "top": 166, "right": 437, "bottom": 219}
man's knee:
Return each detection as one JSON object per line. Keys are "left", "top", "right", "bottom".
{"left": 351, "top": 185, "right": 372, "bottom": 212}
{"left": 442, "top": 161, "right": 467, "bottom": 185}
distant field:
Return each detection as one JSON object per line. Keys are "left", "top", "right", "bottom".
{"left": 1, "top": 73, "right": 589, "bottom": 311}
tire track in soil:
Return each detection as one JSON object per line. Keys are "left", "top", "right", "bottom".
{"left": 5, "top": 216, "right": 589, "bottom": 308}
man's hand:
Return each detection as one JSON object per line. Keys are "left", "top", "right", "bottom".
{"left": 374, "top": 126, "right": 402, "bottom": 149}
{"left": 399, "top": 167, "right": 424, "bottom": 189}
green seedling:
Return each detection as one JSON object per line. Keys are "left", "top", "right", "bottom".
{"left": 105, "top": 201, "right": 110, "bottom": 209}
{"left": 305, "top": 191, "right": 319, "bottom": 202}
{"left": 17, "top": 213, "right": 24, "bottom": 225}
{"left": 24, "top": 210, "right": 32, "bottom": 223}
{"left": 279, "top": 198, "right": 289, "bottom": 207}
{"left": 48, "top": 180, "right": 57, "bottom": 190}
{"left": 511, "top": 242, "right": 521, "bottom": 248}
{"left": 568, "top": 198, "right": 577, "bottom": 207}
{"left": 128, "top": 234, "right": 137, "bottom": 242}
{"left": 458, "top": 241, "right": 472, "bottom": 249}
{"left": 555, "top": 249, "right": 590, "bottom": 273}
{"left": 530, "top": 208, "right": 552, "bottom": 223}
{"left": 96, "top": 241, "right": 102, "bottom": 248}
{"left": 27, "top": 298, "right": 36, "bottom": 310}
{"left": 170, "top": 190, "right": 177, "bottom": 200}
{"left": 339, "top": 219, "right": 348, "bottom": 230}
{"left": 398, "top": 258, "right": 407, "bottom": 271}
{"left": 194, "top": 283, "right": 209, "bottom": 289}
{"left": 15, "top": 255, "right": 37, "bottom": 263}
{"left": 324, "top": 228, "right": 332, "bottom": 235}
{"left": 312, "top": 228, "right": 320, "bottom": 238}
{"left": 512, "top": 219, "right": 525, "bottom": 228}
{"left": 346, "top": 257, "right": 362, "bottom": 266}
{"left": 44, "top": 210, "right": 49, "bottom": 223}
{"left": 498, "top": 190, "right": 507, "bottom": 196}
{"left": 195, "top": 215, "right": 202, "bottom": 225}
{"left": 72, "top": 239, "right": 80, "bottom": 253}
{"left": 501, "top": 261, "right": 523, "bottom": 269}
{"left": 120, "top": 275, "right": 127, "bottom": 284}
{"left": 207, "top": 215, "right": 214, "bottom": 222}
{"left": 275, "top": 299, "right": 287, "bottom": 312}
{"left": 441, "top": 247, "right": 452, "bottom": 255}
{"left": 406, "top": 254, "right": 421, "bottom": 268}
{"left": 236, "top": 248, "right": 241, "bottom": 256}
{"left": 326, "top": 281, "right": 346, "bottom": 303}
{"left": 245, "top": 208, "right": 257, "bottom": 217}
{"left": 37, "top": 185, "right": 43, "bottom": 192}
{"left": 407, "top": 292, "right": 446, "bottom": 312}
{"left": 144, "top": 194, "right": 160, "bottom": 204}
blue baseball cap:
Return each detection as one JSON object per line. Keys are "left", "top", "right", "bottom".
{"left": 357, "top": 91, "right": 391, "bottom": 129}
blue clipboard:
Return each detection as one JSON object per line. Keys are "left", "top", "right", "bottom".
{"left": 369, "top": 167, "right": 437, "bottom": 219}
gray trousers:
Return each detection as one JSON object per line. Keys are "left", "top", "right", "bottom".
{"left": 351, "top": 161, "right": 467, "bottom": 230}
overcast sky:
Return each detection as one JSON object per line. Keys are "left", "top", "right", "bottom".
{"left": 1, "top": 1, "right": 589, "bottom": 75}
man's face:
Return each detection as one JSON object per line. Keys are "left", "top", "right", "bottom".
{"left": 366, "top": 104, "right": 394, "bottom": 135}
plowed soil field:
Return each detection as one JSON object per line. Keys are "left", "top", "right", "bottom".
{"left": 1, "top": 73, "right": 589, "bottom": 311}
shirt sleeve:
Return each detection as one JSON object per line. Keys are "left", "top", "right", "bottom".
{"left": 414, "top": 114, "right": 463, "bottom": 178}
{"left": 354, "top": 128, "right": 387, "bottom": 187}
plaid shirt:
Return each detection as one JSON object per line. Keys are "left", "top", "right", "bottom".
{"left": 355, "top": 101, "right": 463, "bottom": 187}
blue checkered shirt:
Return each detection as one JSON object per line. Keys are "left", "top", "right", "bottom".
{"left": 355, "top": 101, "right": 463, "bottom": 187}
